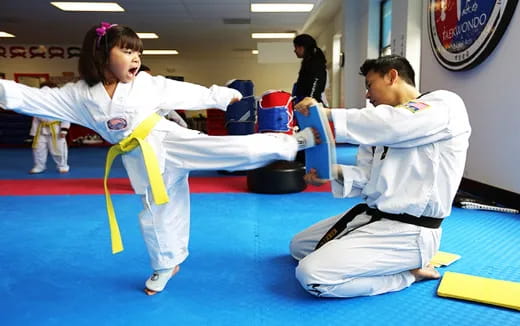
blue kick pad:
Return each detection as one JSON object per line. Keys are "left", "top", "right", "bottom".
{"left": 1, "top": 192, "right": 519, "bottom": 325}
{"left": 295, "top": 104, "right": 336, "bottom": 179}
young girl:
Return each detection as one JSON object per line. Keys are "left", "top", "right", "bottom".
{"left": 0, "top": 22, "right": 318, "bottom": 295}
{"left": 29, "top": 81, "right": 70, "bottom": 174}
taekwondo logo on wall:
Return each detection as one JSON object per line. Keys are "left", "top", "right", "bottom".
{"left": 428, "top": 0, "right": 519, "bottom": 71}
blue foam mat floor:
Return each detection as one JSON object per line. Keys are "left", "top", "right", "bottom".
{"left": 1, "top": 193, "right": 519, "bottom": 325}
{"left": 1, "top": 145, "right": 519, "bottom": 325}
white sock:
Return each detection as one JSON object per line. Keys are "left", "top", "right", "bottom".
{"left": 294, "top": 127, "right": 316, "bottom": 150}
{"left": 145, "top": 267, "right": 175, "bottom": 292}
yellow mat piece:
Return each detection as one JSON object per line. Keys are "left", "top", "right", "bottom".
{"left": 437, "top": 271, "right": 520, "bottom": 311}
{"left": 429, "top": 251, "right": 461, "bottom": 267}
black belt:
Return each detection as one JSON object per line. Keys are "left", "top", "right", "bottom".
{"left": 365, "top": 208, "right": 443, "bottom": 229}
{"left": 314, "top": 203, "right": 443, "bottom": 250}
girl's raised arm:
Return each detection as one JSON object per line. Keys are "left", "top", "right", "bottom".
{"left": 0, "top": 79, "right": 82, "bottom": 125}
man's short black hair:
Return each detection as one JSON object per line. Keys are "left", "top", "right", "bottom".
{"left": 359, "top": 55, "right": 416, "bottom": 87}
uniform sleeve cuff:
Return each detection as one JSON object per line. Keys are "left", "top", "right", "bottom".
{"left": 331, "top": 109, "right": 348, "bottom": 142}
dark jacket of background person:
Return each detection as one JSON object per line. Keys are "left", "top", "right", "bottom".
{"left": 293, "top": 34, "right": 327, "bottom": 104}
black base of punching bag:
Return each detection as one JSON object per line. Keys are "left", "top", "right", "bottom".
{"left": 247, "top": 160, "right": 307, "bottom": 194}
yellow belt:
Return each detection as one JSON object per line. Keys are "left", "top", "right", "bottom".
{"left": 32, "top": 121, "right": 60, "bottom": 151}
{"left": 104, "top": 113, "right": 170, "bottom": 254}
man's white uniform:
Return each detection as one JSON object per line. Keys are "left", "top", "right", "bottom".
{"left": 30, "top": 117, "right": 70, "bottom": 173}
{"left": 0, "top": 72, "right": 299, "bottom": 271}
{"left": 290, "top": 90, "right": 471, "bottom": 297}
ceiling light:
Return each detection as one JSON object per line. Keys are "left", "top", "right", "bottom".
{"left": 137, "top": 33, "right": 159, "bottom": 39}
{"left": 143, "top": 50, "right": 179, "bottom": 55}
{"left": 0, "top": 31, "right": 15, "bottom": 38}
{"left": 50, "top": 2, "right": 125, "bottom": 12}
{"left": 251, "top": 3, "right": 314, "bottom": 12}
{"left": 251, "top": 33, "right": 296, "bottom": 39}
{"left": 251, "top": 50, "right": 259, "bottom": 55}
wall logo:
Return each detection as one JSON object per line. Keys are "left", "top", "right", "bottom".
{"left": 428, "top": 0, "right": 519, "bottom": 70}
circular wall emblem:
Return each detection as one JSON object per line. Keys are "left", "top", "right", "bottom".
{"left": 428, "top": 0, "right": 519, "bottom": 71}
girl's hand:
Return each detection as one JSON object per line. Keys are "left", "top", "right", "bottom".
{"left": 230, "top": 97, "right": 241, "bottom": 105}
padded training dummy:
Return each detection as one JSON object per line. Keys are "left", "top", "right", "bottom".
{"left": 225, "top": 79, "right": 256, "bottom": 135}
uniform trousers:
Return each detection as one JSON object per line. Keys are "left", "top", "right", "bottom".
{"left": 290, "top": 208, "right": 441, "bottom": 297}
{"left": 33, "top": 134, "right": 69, "bottom": 171}
{"left": 138, "top": 125, "right": 298, "bottom": 270}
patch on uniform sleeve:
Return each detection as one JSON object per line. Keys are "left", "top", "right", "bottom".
{"left": 398, "top": 100, "right": 431, "bottom": 113}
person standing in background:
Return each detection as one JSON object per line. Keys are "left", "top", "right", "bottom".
{"left": 29, "top": 81, "right": 70, "bottom": 174}
{"left": 292, "top": 34, "right": 328, "bottom": 106}
{"left": 292, "top": 34, "right": 328, "bottom": 163}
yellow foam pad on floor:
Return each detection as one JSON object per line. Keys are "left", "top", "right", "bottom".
{"left": 437, "top": 271, "right": 520, "bottom": 311}
{"left": 429, "top": 251, "right": 461, "bottom": 267}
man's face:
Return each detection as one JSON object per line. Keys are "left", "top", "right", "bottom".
{"left": 364, "top": 70, "right": 396, "bottom": 107}
{"left": 294, "top": 45, "right": 305, "bottom": 58}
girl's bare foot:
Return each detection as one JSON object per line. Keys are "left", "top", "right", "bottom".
{"left": 144, "top": 265, "right": 180, "bottom": 296}
{"left": 410, "top": 264, "right": 440, "bottom": 282}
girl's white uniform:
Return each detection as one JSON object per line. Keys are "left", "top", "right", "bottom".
{"left": 30, "top": 117, "right": 70, "bottom": 172}
{"left": 290, "top": 90, "right": 471, "bottom": 297}
{"left": 0, "top": 73, "right": 298, "bottom": 270}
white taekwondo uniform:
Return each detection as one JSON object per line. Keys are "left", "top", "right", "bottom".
{"left": 0, "top": 72, "right": 299, "bottom": 270}
{"left": 290, "top": 90, "right": 471, "bottom": 297}
{"left": 30, "top": 117, "right": 70, "bottom": 172}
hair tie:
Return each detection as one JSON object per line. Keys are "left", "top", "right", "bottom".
{"left": 96, "top": 22, "right": 117, "bottom": 48}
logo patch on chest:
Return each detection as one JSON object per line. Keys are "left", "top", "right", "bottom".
{"left": 107, "top": 117, "right": 128, "bottom": 130}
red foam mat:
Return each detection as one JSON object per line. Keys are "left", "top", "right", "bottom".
{"left": 0, "top": 177, "right": 330, "bottom": 196}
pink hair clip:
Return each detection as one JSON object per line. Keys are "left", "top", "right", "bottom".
{"left": 96, "top": 22, "right": 117, "bottom": 47}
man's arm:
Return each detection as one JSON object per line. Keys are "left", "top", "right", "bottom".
{"left": 295, "top": 94, "right": 468, "bottom": 148}
{"left": 330, "top": 145, "right": 373, "bottom": 198}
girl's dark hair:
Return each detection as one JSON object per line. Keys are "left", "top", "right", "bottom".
{"left": 293, "top": 34, "right": 326, "bottom": 64}
{"left": 78, "top": 24, "right": 143, "bottom": 86}
{"left": 359, "top": 54, "right": 416, "bottom": 87}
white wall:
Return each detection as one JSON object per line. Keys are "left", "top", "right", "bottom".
{"left": 342, "top": 0, "right": 371, "bottom": 108}
{"left": 313, "top": 7, "right": 343, "bottom": 107}
{"left": 143, "top": 53, "right": 300, "bottom": 95}
{"left": 391, "top": 0, "right": 422, "bottom": 88}
{"left": 420, "top": 0, "right": 520, "bottom": 193}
